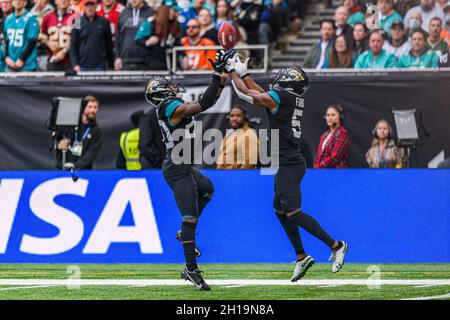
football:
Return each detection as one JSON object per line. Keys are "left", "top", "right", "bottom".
{"left": 217, "top": 21, "right": 238, "bottom": 51}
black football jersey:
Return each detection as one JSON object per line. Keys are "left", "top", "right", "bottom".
{"left": 266, "top": 87, "right": 306, "bottom": 165}
{"left": 156, "top": 97, "right": 195, "bottom": 163}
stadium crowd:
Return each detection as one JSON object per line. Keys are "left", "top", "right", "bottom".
{"left": 1, "top": 0, "right": 449, "bottom": 72}
{"left": 304, "top": 0, "right": 450, "bottom": 69}
{"left": 0, "top": 0, "right": 313, "bottom": 72}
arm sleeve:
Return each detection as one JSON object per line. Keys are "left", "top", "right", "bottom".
{"left": 315, "top": 130, "right": 350, "bottom": 168}
{"left": 105, "top": 21, "right": 114, "bottom": 68}
{"left": 70, "top": 27, "right": 79, "bottom": 66}
{"left": 20, "top": 17, "right": 39, "bottom": 61}
{"left": 19, "top": 38, "right": 38, "bottom": 61}
{"left": 114, "top": 16, "right": 121, "bottom": 59}
{"left": 74, "top": 128, "right": 103, "bottom": 169}
{"left": 198, "top": 74, "right": 222, "bottom": 111}
{"left": 134, "top": 18, "right": 152, "bottom": 42}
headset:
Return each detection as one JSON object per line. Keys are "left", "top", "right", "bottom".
{"left": 372, "top": 119, "right": 393, "bottom": 139}
{"left": 324, "top": 104, "right": 345, "bottom": 125}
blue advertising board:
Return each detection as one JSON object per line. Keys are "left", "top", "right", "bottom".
{"left": 0, "top": 170, "right": 448, "bottom": 263}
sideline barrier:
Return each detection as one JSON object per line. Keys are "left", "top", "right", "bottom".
{"left": 1, "top": 70, "right": 449, "bottom": 169}
{"left": 0, "top": 169, "right": 448, "bottom": 263}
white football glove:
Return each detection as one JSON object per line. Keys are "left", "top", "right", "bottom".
{"left": 234, "top": 56, "right": 250, "bottom": 78}
{"left": 225, "top": 52, "right": 237, "bottom": 73}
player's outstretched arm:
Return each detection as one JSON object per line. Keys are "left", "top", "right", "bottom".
{"left": 171, "top": 75, "right": 227, "bottom": 123}
{"left": 227, "top": 55, "right": 265, "bottom": 93}
{"left": 170, "top": 51, "right": 230, "bottom": 125}
{"left": 230, "top": 71, "right": 277, "bottom": 112}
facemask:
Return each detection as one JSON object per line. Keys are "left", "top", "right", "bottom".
{"left": 409, "top": 18, "right": 421, "bottom": 29}
{"left": 420, "top": 4, "right": 433, "bottom": 12}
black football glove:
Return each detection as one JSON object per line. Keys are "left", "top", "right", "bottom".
{"left": 209, "top": 50, "right": 233, "bottom": 76}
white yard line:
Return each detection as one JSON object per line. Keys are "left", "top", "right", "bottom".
{"left": 0, "top": 279, "right": 449, "bottom": 286}
{"left": 400, "top": 293, "right": 450, "bottom": 300}
{"left": 0, "top": 285, "right": 60, "bottom": 291}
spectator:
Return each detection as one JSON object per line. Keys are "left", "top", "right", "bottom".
{"left": 398, "top": 29, "right": 439, "bottom": 67}
{"left": 32, "top": 0, "right": 55, "bottom": 71}
{"left": 404, "top": 0, "right": 445, "bottom": 33}
{"left": 0, "top": 0, "right": 14, "bottom": 72}
{"left": 198, "top": 7, "right": 219, "bottom": 44}
{"left": 30, "top": 0, "right": 54, "bottom": 25}
{"left": 236, "top": 0, "right": 263, "bottom": 67}
{"left": 215, "top": 0, "right": 234, "bottom": 28}
{"left": 344, "top": 0, "right": 365, "bottom": 26}
{"left": 303, "top": 19, "right": 336, "bottom": 69}
{"left": 4, "top": 0, "right": 40, "bottom": 72}
{"left": 406, "top": 10, "right": 427, "bottom": 38}
{"left": 134, "top": 4, "right": 181, "bottom": 70}
{"left": 139, "top": 105, "right": 165, "bottom": 169}
{"left": 324, "top": 33, "right": 355, "bottom": 68}
{"left": 217, "top": 106, "right": 259, "bottom": 169}
{"left": 395, "top": 0, "right": 420, "bottom": 17}
{"left": 114, "top": 0, "right": 154, "bottom": 71}
{"left": 383, "top": 20, "right": 412, "bottom": 58}
{"left": 334, "top": 6, "right": 353, "bottom": 41}
{"left": 116, "top": 110, "right": 144, "bottom": 170}
{"left": 352, "top": 22, "right": 369, "bottom": 57}
{"left": 285, "top": 0, "right": 310, "bottom": 34}
{"left": 441, "top": 1, "right": 450, "bottom": 46}
{"left": 56, "top": 96, "right": 103, "bottom": 170}
{"left": 40, "top": 0, "right": 75, "bottom": 71}
{"left": 355, "top": 30, "right": 397, "bottom": 68}
{"left": 378, "top": 0, "right": 403, "bottom": 38}
{"left": 427, "top": 16, "right": 449, "bottom": 56}
{"left": 180, "top": 18, "right": 216, "bottom": 70}
{"left": 313, "top": 104, "right": 350, "bottom": 168}
{"left": 366, "top": 119, "right": 403, "bottom": 168}
{"left": 175, "top": 0, "right": 201, "bottom": 34}
{"left": 70, "top": 0, "right": 114, "bottom": 72}
{"left": 96, "top": 0, "right": 126, "bottom": 43}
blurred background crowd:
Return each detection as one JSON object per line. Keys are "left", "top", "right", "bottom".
{"left": 0, "top": 0, "right": 449, "bottom": 73}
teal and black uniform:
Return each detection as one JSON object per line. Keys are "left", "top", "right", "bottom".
{"left": 4, "top": 9, "right": 39, "bottom": 71}
{"left": 156, "top": 97, "right": 214, "bottom": 218}
{"left": 266, "top": 86, "right": 306, "bottom": 213}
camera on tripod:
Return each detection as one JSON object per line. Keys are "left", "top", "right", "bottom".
{"left": 48, "top": 97, "right": 84, "bottom": 171}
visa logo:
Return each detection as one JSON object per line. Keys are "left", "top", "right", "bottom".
{"left": 0, "top": 178, "right": 163, "bottom": 255}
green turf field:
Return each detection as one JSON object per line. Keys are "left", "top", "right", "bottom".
{"left": 0, "top": 264, "right": 449, "bottom": 300}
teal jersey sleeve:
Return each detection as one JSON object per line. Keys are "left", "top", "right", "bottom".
{"left": 135, "top": 18, "right": 153, "bottom": 41}
{"left": 267, "top": 90, "right": 281, "bottom": 115}
{"left": 25, "top": 15, "right": 40, "bottom": 40}
{"left": 165, "top": 99, "right": 184, "bottom": 126}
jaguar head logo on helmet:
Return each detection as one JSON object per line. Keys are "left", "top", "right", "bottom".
{"left": 144, "top": 76, "right": 186, "bottom": 105}
{"left": 270, "top": 67, "right": 309, "bottom": 97}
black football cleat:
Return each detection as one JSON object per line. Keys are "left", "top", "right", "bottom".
{"left": 180, "top": 268, "right": 211, "bottom": 291}
{"left": 176, "top": 230, "right": 201, "bottom": 257}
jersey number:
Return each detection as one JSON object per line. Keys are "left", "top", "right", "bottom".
{"left": 159, "top": 120, "right": 174, "bottom": 149}
{"left": 7, "top": 29, "right": 24, "bottom": 47}
{"left": 292, "top": 98, "right": 304, "bottom": 139}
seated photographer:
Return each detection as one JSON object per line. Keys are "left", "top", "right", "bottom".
{"left": 366, "top": 119, "right": 403, "bottom": 169}
{"left": 55, "top": 95, "right": 103, "bottom": 170}
{"left": 116, "top": 109, "right": 144, "bottom": 170}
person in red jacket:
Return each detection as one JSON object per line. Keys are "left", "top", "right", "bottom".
{"left": 314, "top": 104, "right": 350, "bottom": 168}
